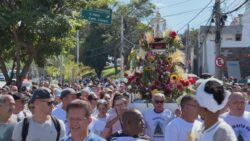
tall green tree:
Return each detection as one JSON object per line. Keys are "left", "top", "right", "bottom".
{"left": 0, "top": 0, "right": 113, "bottom": 88}
{"left": 80, "top": 0, "right": 155, "bottom": 77}
{"left": 0, "top": 0, "right": 72, "bottom": 88}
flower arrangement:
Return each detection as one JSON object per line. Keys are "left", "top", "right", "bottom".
{"left": 125, "top": 29, "right": 195, "bottom": 101}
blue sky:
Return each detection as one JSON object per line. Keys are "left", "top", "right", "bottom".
{"left": 120, "top": 0, "right": 246, "bottom": 33}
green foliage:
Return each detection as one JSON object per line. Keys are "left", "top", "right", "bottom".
{"left": 46, "top": 55, "right": 95, "bottom": 82}
{"left": 102, "top": 67, "right": 120, "bottom": 77}
{"left": 79, "top": 0, "right": 155, "bottom": 77}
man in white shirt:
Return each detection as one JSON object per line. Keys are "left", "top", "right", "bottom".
{"left": 143, "top": 93, "right": 174, "bottom": 141}
{"left": 165, "top": 95, "right": 201, "bottom": 141}
{"left": 12, "top": 88, "right": 66, "bottom": 141}
{"left": 222, "top": 92, "right": 250, "bottom": 141}
{"left": 52, "top": 88, "right": 77, "bottom": 134}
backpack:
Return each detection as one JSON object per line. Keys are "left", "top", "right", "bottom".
{"left": 21, "top": 116, "right": 61, "bottom": 141}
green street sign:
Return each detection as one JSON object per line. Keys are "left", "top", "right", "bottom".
{"left": 80, "top": 8, "right": 112, "bottom": 24}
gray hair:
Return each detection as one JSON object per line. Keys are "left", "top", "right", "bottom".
{"left": 152, "top": 93, "right": 165, "bottom": 101}
{"left": 0, "top": 95, "right": 10, "bottom": 106}
{"left": 97, "top": 99, "right": 108, "bottom": 109}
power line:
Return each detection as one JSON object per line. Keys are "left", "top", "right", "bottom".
{"left": 223, "top": 0, "right": 249, "bottom": 14}
{"left": 161, "top": 6, "right": 213, "bottom": 18}
{"left": 158, "top": 0, "right": 192, "bottom": 9}
{"left": 177, "top": 0, "right": 213, "bottom": 32}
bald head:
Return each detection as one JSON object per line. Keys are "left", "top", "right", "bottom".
{"left": 0, "top": 95, "right": 15, "bottom": 122}
{"left": 122, "top": 109, "right": 145, "bottom": 136}
{"left": 228, "top": 92, "right": 246, "bottom": 116}
{"left": 228, "top": 92, "right": 246, "bottom": 102}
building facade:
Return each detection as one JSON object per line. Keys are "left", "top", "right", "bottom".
{"left": 197, "top": 1, "right": 250, "bottom": 80}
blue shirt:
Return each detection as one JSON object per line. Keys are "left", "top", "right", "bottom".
{"left": 59, "top": 132, "right": 106, "bottom": 141}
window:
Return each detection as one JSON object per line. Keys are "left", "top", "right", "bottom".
{"left": 235, "top": 34, "right": 241, "bottom": 41}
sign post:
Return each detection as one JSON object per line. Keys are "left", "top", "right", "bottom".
{"left": 80, "top": 8, "right": 112, "bottom": 24}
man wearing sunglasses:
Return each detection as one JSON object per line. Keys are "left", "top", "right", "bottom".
{"left": 143, "top": 93, "right": 174, "bottom": 141}
{"left": 12, "top": 88, "right": 66, "bottom": 141}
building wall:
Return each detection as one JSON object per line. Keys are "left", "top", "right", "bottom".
{"left": 222, "top": 48, "right": 250, "bottom": 79}
{"left": 198, "top": 1, "right": 250, "bottom": 78}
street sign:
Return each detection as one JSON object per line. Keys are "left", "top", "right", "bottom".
{"left": 215, "top": 56, "right": 225, "bottom": 67}
{"left": 80, "top": 8, "right": 112, "bottom": 24}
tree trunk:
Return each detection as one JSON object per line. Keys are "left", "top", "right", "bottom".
{"left": 0, "top": 56, "right": 10, "bottom": 84}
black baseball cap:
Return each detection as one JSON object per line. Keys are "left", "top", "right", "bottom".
{"left": 30, "top": 88, "right": 52, "bottom": 103}
{"left": 13, "top": 92, "right": 29, "bottom": 101}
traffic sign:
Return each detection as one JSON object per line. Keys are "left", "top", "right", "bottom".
{"left": 215, "top": 56, "right": 225, "bottom": 67}
{"left": 80, "top": 8, "right": 112, "bottom": 24}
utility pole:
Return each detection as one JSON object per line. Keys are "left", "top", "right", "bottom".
{"left": 120, "top": 15, "right": 124, "bottom": 77}
{"left": 76, "top": 30, "right": 80, "bottom": 83}
{"left": 59, "top": 55, "right": 63, "bottom": 85}
{"left": 215, "top": 0, "right": 222, "bottom": 79}
{"left": 185, "top": 24, "right": 190, "bottom": 73}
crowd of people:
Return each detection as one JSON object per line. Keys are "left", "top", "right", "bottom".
{"left": 0, "top": 76, "right": 250, "bottom": 141}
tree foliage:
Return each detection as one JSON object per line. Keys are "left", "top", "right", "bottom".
{"left": 0, "top": 0, "right": 113, "bottom": 88}
{"left": 80, "top": 0, "right": 155, "bottom": 77}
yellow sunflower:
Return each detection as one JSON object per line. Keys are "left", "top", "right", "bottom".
{"left": 165, "top": 57, "right": 172, "bottom": 64}
{"left": 170, "top": 74, "right": 179, "bottom": 81}
{"left": 144, "top": 66, "right": 152, "bottom": 71}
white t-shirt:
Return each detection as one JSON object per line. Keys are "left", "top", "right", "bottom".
{"left": 106, "top": 109, "right": 122, "bottom": 134}
{"left": 90, "top": 116, "right": 108, "bottom": 136}
{"left": 245, "top": 104, "right": 250, "bottom": 112}
{"left": 15, "top": 110, "right": 32, "bottom": 122}
{"left": 52, "top": 106, "right": 69, "bottom": 134}
{"left": 222, "top": 111, "right": 250, "bottom": 141}
{"left": 12, "top": 117, "right": 66, "bottom": 141}
{"left": 192, "top": 119, "right": 237, "bottom": 141}
{"left": 110, "top": 136, "right": 148, "bottom": 141}
{"left": 143, "top": 108, "right": 174, "bottom": 141}
{"left": 164, "top": 117, "right": 202, "bottom": 141}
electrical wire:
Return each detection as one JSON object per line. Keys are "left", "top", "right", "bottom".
{"left": 223, "top": 0, "right": 249, "bottom": 14}
{"left": 158, "top": 0, "right": 192, "bottom": 9}
{"left": 161, "top": 6, "right": 213, "bottom": 18}
{"left": 176, "top": 0, "right": 213, "bottom": 33}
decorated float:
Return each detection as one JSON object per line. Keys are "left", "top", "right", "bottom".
{"left": 125, "top": 12, "right": 196, "bottom": 112}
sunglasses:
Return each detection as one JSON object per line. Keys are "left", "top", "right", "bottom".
{"left": 154, "top": 100, "right": 164, "bottom": 104}
{"left": 38, "top": 100, "right": 55, "bottom": 106}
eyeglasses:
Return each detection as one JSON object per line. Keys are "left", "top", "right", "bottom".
{"left": 154, "top": 100, "right": 164, "bottom": 104}
{"left": 37, "top": 100, "right": 55, "bottom": 106}
{"left": 69, "top": 117, "right": 88, "bottom": 122}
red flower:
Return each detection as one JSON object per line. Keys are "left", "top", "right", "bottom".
{"left": 176, "top": 83, "right": 184, "bottom": 90}
{"left": 170, "top": 31, "right": 177, "bottom": 39}
{"left": 183, "top": 80, "right": 189, "bottom": 87}
{"left": 188, "top": 77, "right": 196, "bottom": 84}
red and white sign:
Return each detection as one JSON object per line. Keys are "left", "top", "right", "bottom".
{"left": 215, "top": 56, "right": 225, "bottom": 67}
